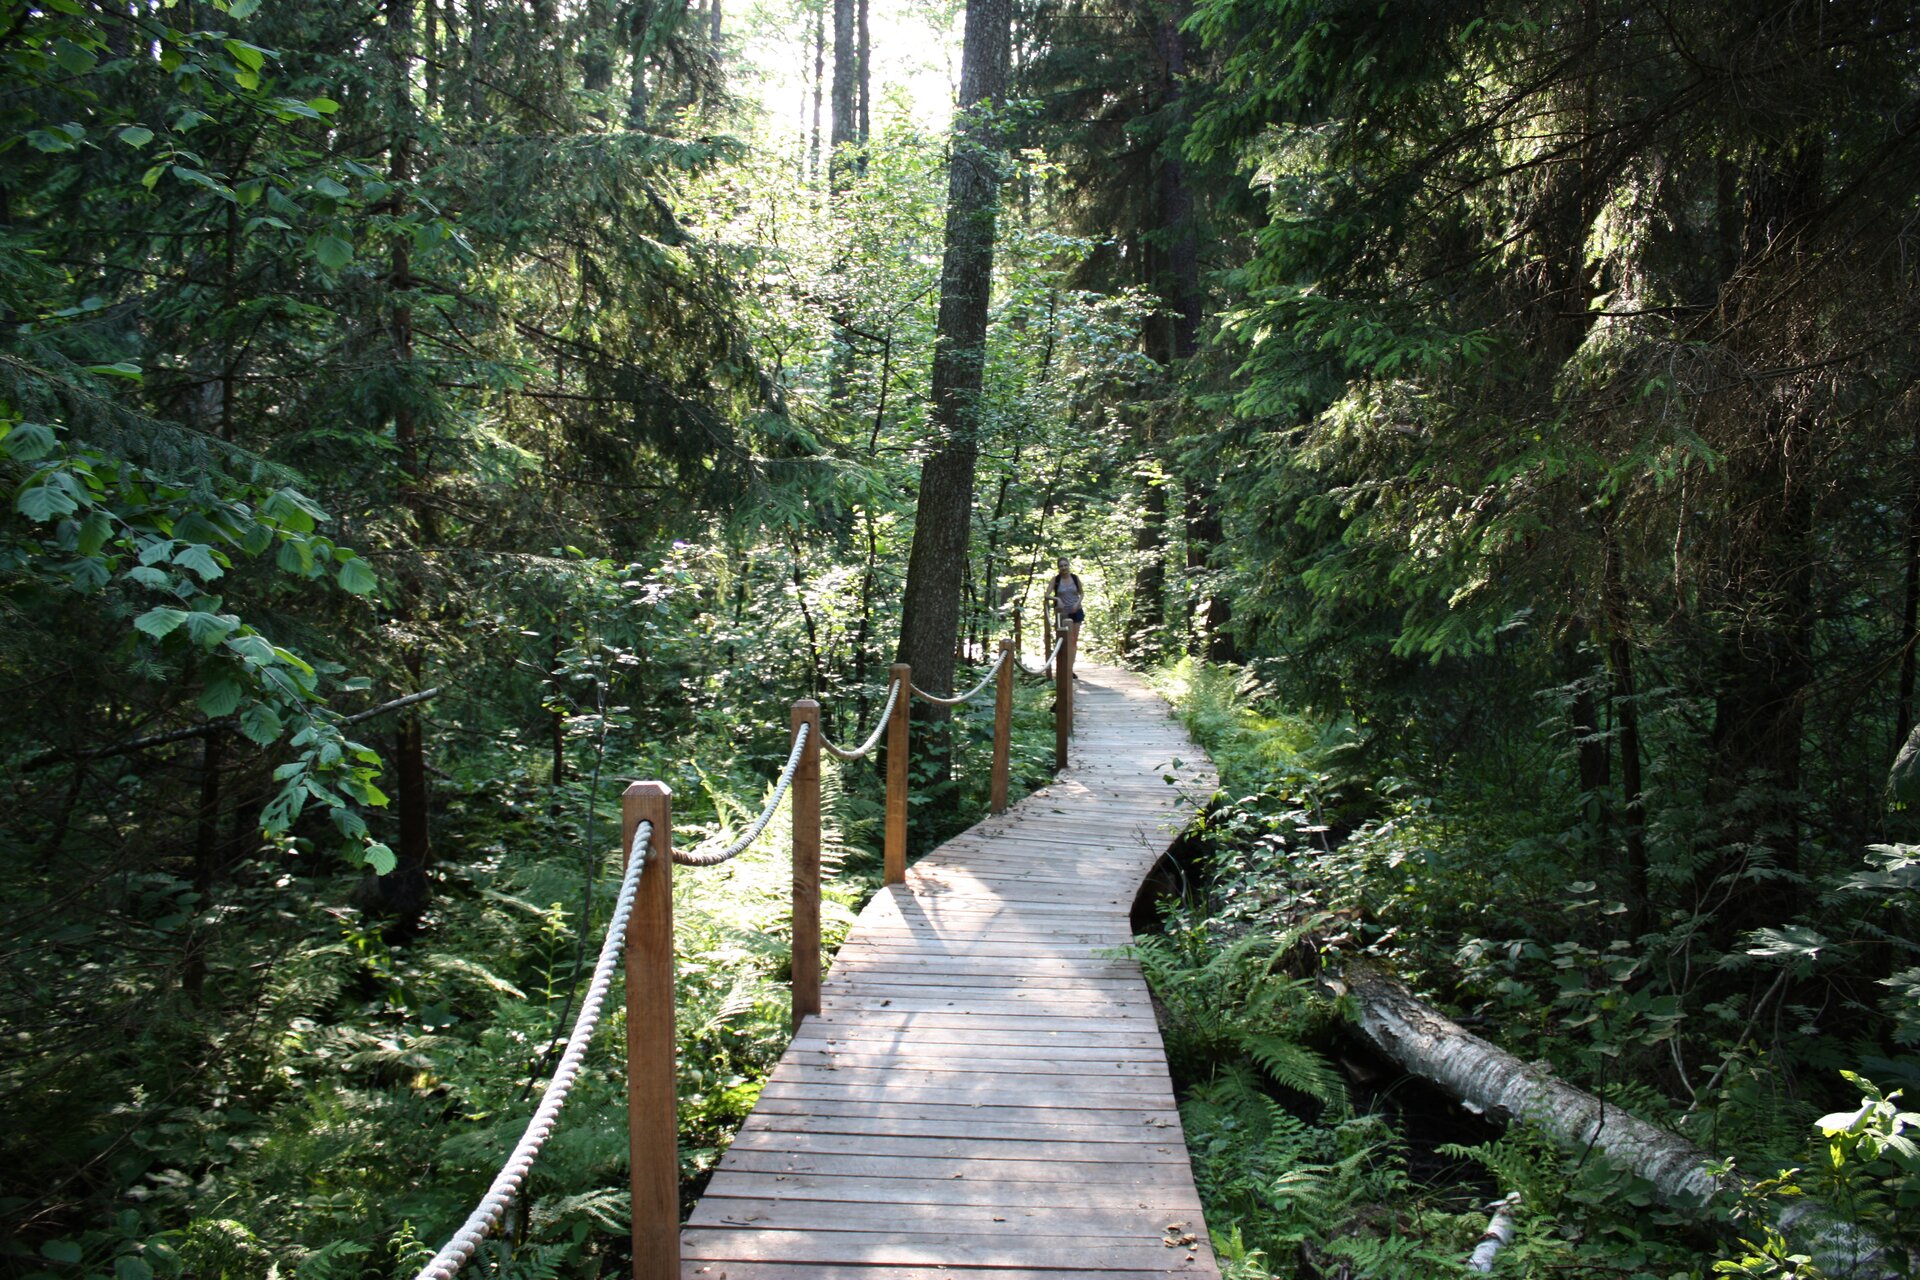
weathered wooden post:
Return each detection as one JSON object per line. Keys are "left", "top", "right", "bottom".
{"left": 790, "top": 699, "right": 822, "bottom": 1028}
{"left": 622, "top": 781, "right": 676, "bottom": 1280}
{"left": 1054, "top": 622, "right": 1077, "bottom": 771}
{"left": 884, "top": 663, "right": 910, "bottom": 885}
{"left": 991, "top": 638, "right": 1013, "bottom": 814}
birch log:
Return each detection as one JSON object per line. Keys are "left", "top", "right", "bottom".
{"left": 1337, "top": 961, "right": 1907, "bottom": 1279}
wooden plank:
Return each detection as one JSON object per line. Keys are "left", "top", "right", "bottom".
{"left": 785, "top": 1049, "right": 1167, "bottom": 1075}
{"left": 699, "top": 1170, "right": 1202, "bottom": 1211}
{"left": 745, "top": 1094, "right": 1184, "bottom": 1128}
{"left": 690, "top": 1197, "right": 1201, "bottom": 1238}
{"left": 681, "top": 1228, "right": 1208, "bottom": 1270}
{"left": 745, "top": 1110, "right": 1181, "bottom": 1142}
{"left": 726, "top": 1130, "right": 1191, "bottom": 1164}
{"left": 711, "top": 1150, "right": 1195, "bottom": 1184}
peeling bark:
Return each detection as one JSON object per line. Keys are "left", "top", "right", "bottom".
{"left": 1337, "top": 961, "right": 1907, "bottom": 1279}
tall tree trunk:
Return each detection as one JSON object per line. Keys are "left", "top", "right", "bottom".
{"left": 808, "top": 5, "right": 825, "bottom": 181}
{"left": 1604, "top": 539, "right": 1648, "bottom": 930}
{"left": 182, "top": 729, "right": 226, "bottom": 998}
{"left": 828, "top": 0, "right": 855, "bottom": 189}
{"left": 1698, "top": 137, "right": 1824, "bottom": 939}
{"left": 895, "top": 0, "right": 1013, "bottom": 705}
{"left": 627, "top": 0, "right": 654, "bottom": 127}
{"left": 380, "top": 0, "right": 434, "bottom": 927}
{"left": 582, "top": 0, "right": 614, "bottom": 118}
{"left": 467, "top": 0, "right": 487, "bottom": 121}
{"left": 1184, "top": 479, "right": 1231, "bottom": 660}
{"left": 1896, "top": 459, "right": 1920, "bottom": 753}
{"left": 856, "top": 0, "right": 870, "bottom": 146}
{"left": 1128, "top": 464, "right": 1166, "bottom": 660}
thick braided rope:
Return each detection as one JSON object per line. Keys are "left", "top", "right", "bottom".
{"left": 1017, "top": 632, "right": 1067, "bottom": 679}
{"left": 672, "top": 722, "right": 810, "bottom": 867}
{"left": 413, "top": 819, "right": 652, "bottom": 1280}
{"left": 910, "top": 646, "right": 1009, "bottom": 708}
{"left": 821, "top": 679, "right": 901, "bottom": 763}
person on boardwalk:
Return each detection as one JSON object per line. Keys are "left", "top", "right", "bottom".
{"left": 1050, "top": 556, "right": 1085, "bottom": 630}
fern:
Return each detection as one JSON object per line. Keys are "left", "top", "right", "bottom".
{"left": 1240, "top": 1034, "right": 1352, "bottom": 1118}
{"left": 294, "top": 1239, "right": 370, "bottom": 1280}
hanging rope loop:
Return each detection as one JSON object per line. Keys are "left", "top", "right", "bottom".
{"left": 910, "top": 646, "right": 1010, "bottom": 708}
{"left": 672, "top": 722, "right": 811, "bottom": 868}
{"left": 820, "top": 678, "right": 902, "bottom": 762}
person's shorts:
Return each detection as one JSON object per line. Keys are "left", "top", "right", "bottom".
{"left": 1066, "top": 608, "right": 1086, "bottom": 623}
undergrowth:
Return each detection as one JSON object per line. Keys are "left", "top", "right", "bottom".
{"left": 3, "top": 665, "right": 1057, "bottom": 1280}
{"left": 1143, "top": 657, "right": 1920, "bottom": 1279}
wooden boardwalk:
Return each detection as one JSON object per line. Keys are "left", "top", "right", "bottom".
{"left": 683, "top": 662, "right": 1220, "bottom": 1280}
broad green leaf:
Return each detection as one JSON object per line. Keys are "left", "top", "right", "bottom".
{"left": 173, "top": 543, "right": 225, "bottom": 580}
{"left": 310, "top": 233, "right": 353, "bottom": 271}
{"left": 238, "top": 703, "right": 283, "bottom": 745}
{"left": 263, "top": 488, "right": 320, "bottom": 533}
{"left": 17, "top": 482, "right": 79, "bottom": 520}
{"left": 270, "top": 646, "right": 315, "bottom": 676}
{"left": 27, "top": 129, "right": 78, "bottom": 153}
{"left": 41, "top": 1242, "right": 82, "bottom": 1265}
{"left": 225, "top": 633, "right": 277, "bottom": 664}
{"left": 337, "top": 558, "right": 378, "bottom": 594}
{"left": 50, "top": 38, "right": 96, "bottom": 73}
{"left": 223, "top": 39, "right": 268, "bottom": 72}
{"left": 182, "top": 611, "right": 241, "bottom": 647}
{"left": 312, "top": 176, "right": 350, "bottom": 200}
{"left": 262, "top": 785, "right": 305, "bottom": 833}
{"left": 126, "top": 566, "right": 171, "bottom": 589}
{"left": 228, "top": 0, "right": 264, "bottom": 17}
{"left": 170, "top": 166, "right": 236, "bottom": 200}
{"left": 198, "top": 675, "right": 244, "bottom": 717}
{"left": 77, "top": 509, "right": 113, "bottom": 556}
{"left": 2, "top": 422, "right": 58, "bottom": 461}
{"left": 363, "top": 842, "right": 397, "bottom": 876}
{"left": 134, "top": 607, "right": 188, "bottom": 639}
{"left": 115, "top": 1254, "right": 152, "bottom": 1280}
{"left": 117, "top": 125, "right": 155, "bottom": 148}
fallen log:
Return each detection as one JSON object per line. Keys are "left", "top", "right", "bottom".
{"left": 1335, "top": 960, "right": 1908, "bottom": 1279}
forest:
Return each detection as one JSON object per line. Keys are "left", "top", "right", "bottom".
{"left": 2, "top": 0, "right": 1918, "bottom": 1276}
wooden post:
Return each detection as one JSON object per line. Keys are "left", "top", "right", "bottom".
{"left": 791, "top": 699, "right": 822, "bottom": 1028}
{"left": 991, "top": 638, "right": 1013, "bottom": 814}
{"left": 884, "top": 663, "right": 910, "bottom": 885}
{"left": 622, "top": 782, "right": 677, "bottom": 1280}
{"left": 1054, "top": 622, "right": 1077, "bottom": 771}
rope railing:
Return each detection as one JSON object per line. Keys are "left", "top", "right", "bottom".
{"left": 671, "top": 722, "right": 811, "bottom": 867}
{"left": 415, "top": 624, "right": 1080, "bottom": 1280}
{"left": 1016, "top": 631, "right": 1066, "bottom": 679}
{"left": 413, "top": 818, "right": 654, "bottom": 1280}
{"left": 910, "top": 645, "right": 1009, "bottom": 707}
{"left": 821, "top": 678, "right": 901, "bottom": 762}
